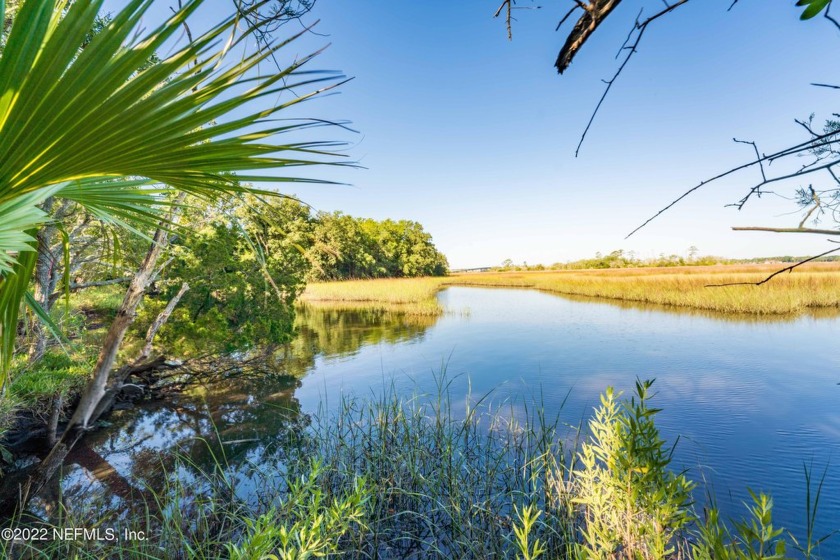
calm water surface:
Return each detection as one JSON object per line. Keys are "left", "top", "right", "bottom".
{"left": 39, "top": 287, "right": 840, "bottom": 554}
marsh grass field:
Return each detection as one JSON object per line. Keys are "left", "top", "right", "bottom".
{"left": 300, "top": 262, "right": 840, "bottom": 316}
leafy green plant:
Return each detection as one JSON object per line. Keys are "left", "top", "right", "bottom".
{"left": 693, "top": 491, "right": 790, "bottom": 560}
{"left": 226, "top": 460, "right": 369, "bottom": 560}
{"left": 514, "top": 504, "right": 547, "bottom": 560}
{"left": 572, "top": 379, "right": 695, "bottom": 559}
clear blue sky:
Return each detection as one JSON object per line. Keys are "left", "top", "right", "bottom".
{"left": 108, "top": 0, "right": 840, "bottom": 268}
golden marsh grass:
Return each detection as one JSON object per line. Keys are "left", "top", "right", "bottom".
{"left": 299, "top": 277, "right": 444, "bottom": 315}
{"left": 300, "top": 263, "right": 840, "bottom": 316}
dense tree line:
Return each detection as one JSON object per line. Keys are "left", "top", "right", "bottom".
{"left": 62, "top": 195, "right": 448, "bottom": 353}
{"left": 308, "top": 211, "right": 449, "bottom": 280}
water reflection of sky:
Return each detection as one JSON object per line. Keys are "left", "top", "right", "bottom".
{"left": 295, "top": 287, "right": 840, "bottom": 556}
{"left": 38, "top": 286, "right": 840, "bottom": 557}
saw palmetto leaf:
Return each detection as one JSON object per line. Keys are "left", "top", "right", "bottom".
{"left": 0, "top": 0, "right": 348, "bottom": 388}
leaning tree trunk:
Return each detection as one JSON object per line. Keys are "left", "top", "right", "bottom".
{"left": 66, "top": 222, "right": 175, "bottom": 431}
{"left": 1, "top": 205, "right": 186, "bottom": 513}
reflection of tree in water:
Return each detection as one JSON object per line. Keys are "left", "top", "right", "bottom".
{"left": 287, "top": 305, "right": 438, "bottom": 363}
{"left": 29, "top": 305, "right": 439, "bottom": 525}
{"left": 28, "top": 376, "right": 306, "bottom": 527}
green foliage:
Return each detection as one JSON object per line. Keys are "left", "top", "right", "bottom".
{"left": 789, "top": 464, "right": 837, "bottom": 558}
{"left": 8, "top": 350, "right": 91, "bottom": 403}
{"left": 131, "top": 196, "right": 448, "bottom": 355}
{"left": 797, "top": 0, "right": 832, "bottom": 20}
{"left": 498, "top": 249, "right": 730, "bottom": 271}
{"left": 226, "top": 460, "right": 369, "bottom": 560}
{"left": 146, "top": 195, "right": 311, "bottom": 354}
{"left": 692, "top": 492, "right": 790, "bottom": 560}
{"left": 514, "top": 505, "right": 547, "bottom": 560}
{"left": 307, "top": 212, "right": 448, "bottom": 280}
{"left": 2, "top": 378, "right": 831, "bottom": 559}
{"left": 572, "top": 379, "right": 695, "bottom": 559}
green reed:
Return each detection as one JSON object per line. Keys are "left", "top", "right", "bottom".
{"left": 0, "top": 376, "right": 833, "bottom": 559}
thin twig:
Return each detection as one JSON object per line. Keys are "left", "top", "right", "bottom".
{"left": 825, "top": 2, "right": 840, "bottom": 32}
{"left": 705, "top": 244, "right": 840, "bottom": 287}
{"left": 572, "top": 0, "right": 690, "bottom": 156}
{"left": 626, "top": 128, "right": 840, "bottom": 238}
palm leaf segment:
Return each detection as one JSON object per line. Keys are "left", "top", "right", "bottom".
{"left": 0, "top": 0, "right": 346, "bottom": 386}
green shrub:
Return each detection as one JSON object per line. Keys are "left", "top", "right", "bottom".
{"left": 572, "top": 379, "right": 695, "bottom": 559}
{"left": 226, "top": 460, "right": 369, "bottom": 560}
{"left": 692, "top": 491, "right": 788, "bottom": 560}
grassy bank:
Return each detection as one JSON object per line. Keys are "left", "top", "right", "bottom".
{"left": 2, "top": 379, "right": 829, "bottom": 559}
{"left": 300, "top": 277, "right": 445, "bottom": 315}
{"left": 300, "top": 263, "right": 840, "bottom": 316}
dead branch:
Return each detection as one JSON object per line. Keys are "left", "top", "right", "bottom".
{"left": 494, "top": 0, "right": 513, "bottom": 40}
{"left": 555, "top": 0, "right": 623, "bottom": 74}
{"left": 705, "top": 244, "right": 840, "bottom": 287}
{"left": 136, "top": 282, "right": 190, "bottom": 364}
{"left": 731, "top": 226, "right": 840, "bottom": 235}
{"left": 626, "top": 128, "right": 840, "bottom": 239}
{"left": 568, "top": 0, "right": 691, "bottom": 156}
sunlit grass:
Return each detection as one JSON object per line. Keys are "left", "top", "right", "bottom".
{"left": 301, "top": 263, "right": 840, "bottom": 316}
{"left": 300, "top": 277, "right": 445, "bottom": 315}
{"left": 450, "top": 264, "right": 840, "bottom": 315}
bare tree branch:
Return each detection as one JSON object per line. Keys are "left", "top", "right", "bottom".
{"left": 555, "top": 0, "right": 623, "bottom": 74}
{"left": 731, "top": 226, "right": 840, "bottom": 235}
{"left": 705, "top": 244, "right": 840, "bottom": 287}
{"left": 569, "top": 0, "right": 691, "bottom": 156}
{"left": 556, "top": 3, "right": 585, "bottom": 31}
{"left": 626, "top": 127, "right": 840, "bottom": 238}
{"left": 825, "top": 2, "right": 840, "bottom": 32}
{"left": 494, "top": 0, "right": 513, "bottom": 40}
{"left": 136, "top": 282, "right": 190, "bottom": 364}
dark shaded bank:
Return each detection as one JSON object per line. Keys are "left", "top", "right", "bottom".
{"left": 0, "top": 303, "right": 437, "bottom": 514}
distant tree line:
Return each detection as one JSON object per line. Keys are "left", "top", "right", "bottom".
{"left": 494, "top": 249, "right": 840, "bottom": 272}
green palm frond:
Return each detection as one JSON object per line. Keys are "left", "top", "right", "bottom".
{"left": 0, "top": 0, "right": 346, "bottom": 203}
{"left": 0, "top": 0, "right": 350, "bottom": 388}
{"left": 57, "top": 178, "right": 171, "bottom": 240}
{"left": 0, "top": 246, "right": 37, "bottom": 381}
{"left": 0, "top": 187, "right": 62, "bottom": 274}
